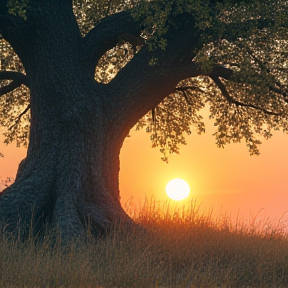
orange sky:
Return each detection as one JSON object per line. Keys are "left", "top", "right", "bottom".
{"left": 1, "top": 114, "right": 288, "bottom": 226}
{"left": 120, "top": 117, "right": 288, "bottom": 225}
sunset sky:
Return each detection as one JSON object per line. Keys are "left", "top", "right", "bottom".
{"left": 120, "top": 113, "right": 288, "bottom": 225}
{"left": 1, "top": 111, "right": 288, "bottom": 225}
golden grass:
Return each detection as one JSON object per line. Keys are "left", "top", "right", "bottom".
{"left": 0, "top": 199, "right": 288, "bottom": 288}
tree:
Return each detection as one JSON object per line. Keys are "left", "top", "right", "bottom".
{"left": 0, "top": 0, "right": 287, "bottom": 242}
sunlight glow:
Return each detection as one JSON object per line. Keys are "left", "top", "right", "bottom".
{"left": 165, "top": 178, "right": 190, "bottom": 201}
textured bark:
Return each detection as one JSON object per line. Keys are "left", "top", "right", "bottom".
{"left": 0, "top": 2, "right": 131, "bottom": 242}
{"left": 0, "top": 2, "right": 205, "bottom": 242}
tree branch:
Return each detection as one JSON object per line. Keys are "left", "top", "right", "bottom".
{"left": 212, "top": 65, "right": 288, "bottom": 102}
{"left": 0, "top": 80, "right": 22, "bottom": 96}
{"left": 269, "top": 85, "right": 288, "bottom": 101}
{"left": 175, "top": 86, "right": 205, "bottom": 105}
{"left": 176, "top": 86, "right": 205, "bottom": 94}
{"left": 0, "top": 71, "right": 29, "bottom": 97}
{"left": 210, "top": 75, "right": 281, "bottom": 116}
{"left": 83, "top": 10, "right": 143, "bottom": 73}
{"left": 0, "top": 71, "right": 29, "bottom": 86}
{"left": 212, "top": 16, "right": 288, "bottom": 44}
{"left": 209, "top": 65, "right": 234, "bottom": 80}
{"left": 179, "top": 89, "right": 193, "bottom": 105}
{"left": 9, "top": 104, "right": 30, "bottom": 130}
{"left": 106, "top": 49, "right": 204, "bottom": 131}
{"left": 103, "top": 4, "right": 286, "bottom": 132}
{"left": 204, "top": 62, "right": 288, "bottom": 103}
{"left": 235, "top": 42, "right": 288, "bottom": 100}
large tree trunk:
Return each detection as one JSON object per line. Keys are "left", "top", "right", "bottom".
{"left": 0, "top": 1, "right": 200, "bottom": 242}
{"left": 0, "top": 2, "right": 134, "bottom": 242}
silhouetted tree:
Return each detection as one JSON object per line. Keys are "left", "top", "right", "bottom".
{"left": 0, "top": 0, "right": 287, "bottom": 242}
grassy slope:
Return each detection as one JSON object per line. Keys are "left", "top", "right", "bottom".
{"left": 0, "top": 199, "right": 288, "bottom": 288}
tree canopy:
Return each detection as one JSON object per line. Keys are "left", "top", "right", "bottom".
{"left": 0, "top": 0, "right": 288, "bottom": 241}
{"left": 1, "top": 0, "right": 288, "bottom": 162}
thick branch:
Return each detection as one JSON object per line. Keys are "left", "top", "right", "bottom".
{"left": 210, "top": 75, "right": 281, "bottom": 116}
{"left": 107, "top": 12, "right": 201, "bottom": 121}
{"left": 199, "top": 60, "right": 288, "bottom": 102}
{"left": 83, "top": 10, "right": 143, "bottom": 73}
{"left": 0, "top": 71, "right": 29, "bottom": 86}
{"left": 0, "top": 80, "right": 22, "bottom": 96}
{"left": 0, "top": 71, "right": 29, "bottom": 97}
{"left": 103, "top": 4, "right": 286, "bottom": 132}
{"left": 209, "top": 64, "right": 288, "bottom": 100}
{"left": 107, "top": 52, "right": 204, "bottom": 131}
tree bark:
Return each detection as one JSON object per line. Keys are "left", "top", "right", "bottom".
{"left": 0, "top": 2, "right": 208, "bottom": 242}
{"left": 0, "top": 2, "right": 137, "bottom": 242}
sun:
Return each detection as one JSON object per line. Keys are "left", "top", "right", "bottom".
{"left": 165, "top": 178, "right": 190, "bottom": 201}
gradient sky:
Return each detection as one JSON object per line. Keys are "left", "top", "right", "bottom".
{"left": 1, "top": 113, "right": 288, "bottom": 226}
{"left": 120, "top": 115, "right": 288, "bottom": 225}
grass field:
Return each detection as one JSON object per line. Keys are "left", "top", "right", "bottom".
{"left": 0, "top": 198, "right": 288, "bottom": 288}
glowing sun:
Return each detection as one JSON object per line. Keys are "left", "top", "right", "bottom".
{"left": 165, "top": 178, "right": 190, "bottom": 201}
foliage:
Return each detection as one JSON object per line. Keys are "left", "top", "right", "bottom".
{"left": 6, "top": 0, "right": 29, "bottom": 19}
{"left": 1, "top": 0, "right": 288, "bottom": 161}
{"left": 0, "top": 36, "right": 30, "bottom": 147}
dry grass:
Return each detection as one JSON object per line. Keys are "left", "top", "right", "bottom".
{"left": 0, "top": 198, "right": 288, "bottom": 288}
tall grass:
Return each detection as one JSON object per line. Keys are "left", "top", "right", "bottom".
{"left": 0, "top": 198, "right": 288, "bottom": 288}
